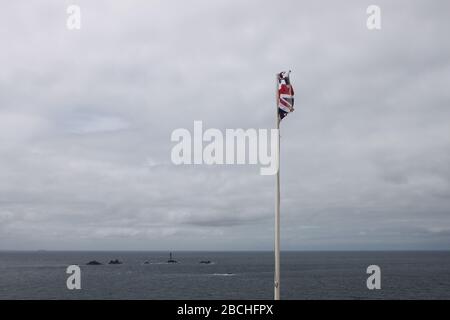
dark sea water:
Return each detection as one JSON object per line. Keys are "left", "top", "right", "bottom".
{"left": 0, "top": 251, "right": 449, "bottom": 300}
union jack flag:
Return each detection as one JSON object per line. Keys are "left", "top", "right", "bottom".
{"left": 277, "top": 71, "right": 294, "bottom": 121}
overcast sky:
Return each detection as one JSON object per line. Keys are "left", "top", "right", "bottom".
{"left": 0, "top": 0, "right": 449, "bottom": 250}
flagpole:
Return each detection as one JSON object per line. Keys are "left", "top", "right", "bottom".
{"left": 274, "top": 74, "right": 281, "bottom": 300}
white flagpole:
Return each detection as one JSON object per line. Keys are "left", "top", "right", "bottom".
{"left": 274, "top": 74, "right": 281, "bottom": 300}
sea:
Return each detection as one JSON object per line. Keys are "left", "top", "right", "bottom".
{"left": 0, "top": 251, "right": 449, "bottom": 300}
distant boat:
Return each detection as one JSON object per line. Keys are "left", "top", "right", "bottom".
{"left": 167, "top": 252, "right": 178, "bottom": 263}
{"left": 143, "top": 261, "right": 150, "bottom": 265}
{"left": 86, "top": 260, "right": 102, "bottom": 265}
{"left": 108, "top": 259, "right": 123, "bottom": 265}
{"left": 199, "top": 260, "right": 212, "bottom": 264}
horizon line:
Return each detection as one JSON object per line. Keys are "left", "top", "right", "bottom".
{"left": 1, "top": 249, "right": 450, "bottom": 252}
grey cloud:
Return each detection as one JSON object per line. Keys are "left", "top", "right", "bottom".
{"left": 0, "top": 0, "right": 449, "bottom": 250}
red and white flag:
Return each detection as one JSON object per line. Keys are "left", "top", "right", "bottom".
{"left": 277, "top": 71, "right": 294, "bottom": 120}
